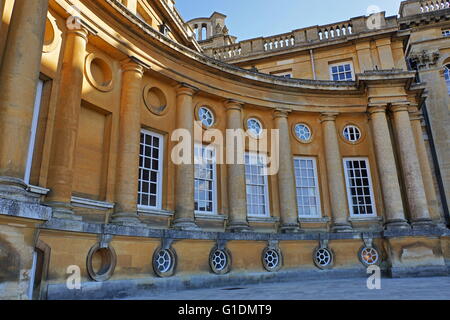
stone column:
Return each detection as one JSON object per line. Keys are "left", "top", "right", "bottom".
{"left": 410, "top": 50, "right": 450, "bottom": 217}
{"left": 368, "top": 105, "right": 409, "bottom": 229}
{"left": 111, "top": 58, "right": 146, "bottom": 225}
{"left": 409, "top": 106, "right": 442, "bottom": 226}
{"left": 225, "top": 100, "right": 250, "bottom": 232}
{"left": 0, "top": 0, "right": 49, "bottom": 189}
{"left": 172, "top": 84, "right": 199, "bottom": 230}
{"left": 391, "top": 103, "right": 433, "bottom": 228}
{"left": 45, "top": 22, "right": 90, "bottom": 220}
{"left": 320, "top": 113, "right": 352, "bottom": 232}
{"left": 273, "top": 109, "right": 300, "bottom": 232}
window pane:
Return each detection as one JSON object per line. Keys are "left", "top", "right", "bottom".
{"left": 138, "top": 131, "right": 163, "bottom": 208}
{"left": 344, "top": 159, "right": 376, "bottom": 216}
{"left": 194, "top": 145, "right": 216, "bottom": 214}
{"left": 294, "top": 158, "right": 321, "bottom": 218}
{"left": 245, "top": 153, "right": 270, "bottom": 216}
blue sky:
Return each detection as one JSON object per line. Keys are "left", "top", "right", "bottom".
{"left": 176, "top": 0, "right": 403, "bottom": 40}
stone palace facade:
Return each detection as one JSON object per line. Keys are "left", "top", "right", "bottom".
{"left": 0, "top": 0, "right": 449, "bottom": 300}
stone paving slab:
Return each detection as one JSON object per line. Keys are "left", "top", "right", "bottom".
{"left": 124, "top": 276, "right": 450, "bottom": 300}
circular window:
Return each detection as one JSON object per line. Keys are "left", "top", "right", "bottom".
{"left": 209, "top": 248, "right": 231, "bottom": 275}
{"left": 262, "top": 248, "right": 282, "bottom": 272}
{"left": 143, "top": 85, "right": 168, "bottom": 116}
{"left": 359, "top": 246, "right": 380, "bottom": 266}
{"left": 42, "top": 17, "right": 59, "bottom": 53}
{"left": 294, "top": 123, "right": 312, "bottom": 142}
{"left": 313, "top": 247, "right": 334, "bottom": 269}
{"left": 85, "top": 54, "right": 114, "bottom": 92}
{"left": 247, "top": 118, "right": 263, "bottom": 138}
{"left": 343, "top": 125, "right": 361, "bottom": 143}
{"left": 198, "top": 106, "right": 215, "bottom": 128}
{"left": 86, "top": 243, "right": 117, "bottom": 282}
{"left": 152, "top": 248, "right": 176, "bottom": 277}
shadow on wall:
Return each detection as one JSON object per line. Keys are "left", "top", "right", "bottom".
{"left": 0, "top": 237, "right": 20, "bottom": 282}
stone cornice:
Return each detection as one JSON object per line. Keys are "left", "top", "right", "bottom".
{"left": 89, "top": 0, "right": 361, "bottom": 94}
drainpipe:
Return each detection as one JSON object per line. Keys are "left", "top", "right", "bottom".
{"left": 408, "top": 59, "right": 450, "bottom": 227}
{"left": 310, "top": 49, "right": 316, "bottom": 80}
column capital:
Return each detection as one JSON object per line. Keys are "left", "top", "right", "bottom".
{"left": 224, "top": 99, "right": 244, "bottom": 112}
{"left": 273, "top": 108, "right": 291, "bottom": 119}
{"left": 66, "top": 16, "right": 98, "bottom": 39}
{"left": 319, "top": 112, "right": 339, "bottom": 123}
{"left": 367, "top": 104, "right": 387, "bottom": 119}
{"left": 120, "top": 57, "right": 149, "bottom": 75}
{"left": 390, "top": 103, "right": 410, "bottom": 113}
{"left": 176, "top": 83, "right": 198, "bottom": 96}
{"left": 408, "top": 105, "right": 423, "bottom": 122}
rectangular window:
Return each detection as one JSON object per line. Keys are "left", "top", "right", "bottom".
{"left": 294, "top": 157, "right": 321, "bottom": 218}
{"left": 271, "top": 71, "right": 293, "bottom": 78}
{"left": 343, "top": 158, "right": 376, "bottom": 216}
{"left": 445, "top": 66, "right": 450, "bottom": 95}
{"left": 442, "top": 29, "right": 450, "bottom": 37}
{"left": 194, "top": 145, "right": 217, "bottom": 214}
{"left": 138, "top": 129, "right": 163, "bottom": 209}
{"left": 330, "top": 62, "right": 354, "bottom": 81}
{"left": 245, "top": 153, "right": 270, "bottom": 217}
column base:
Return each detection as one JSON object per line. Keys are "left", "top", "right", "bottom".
{"left": 226, "top": 221, "right": 252, "bottom": 233}
{"left": 331, "top": 222, "right": 353, "bottom": 233}
{"left": 172, "top": 217, "right": 200, "bottom": 231}
{"left": 0, "top": 176, "right": 40, "bottom": 203}
{"left": 411, "top": 218, "right": 435, "bottom": 230}
{"left": 279, "top": 223, "right": 302, "bottom": 233}
{"left": 47, "top": 201, "right": 82, "bottom": 221}
{"left": 111, "top": 212, "right": 143, "bottom": 226}
{"left": 384, "top": 219, "right": 411, "bottom": 231}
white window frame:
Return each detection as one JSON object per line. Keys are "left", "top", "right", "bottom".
{"left": 24, "top": 79, "right": 44, "bottom": 185}
{"left": 194, "top": 144, "right": 218, "bottom": 215}
{"left": 329, "top": 62, "right": 355, "bottom": 81}
{"left": 343, "top": 157, "right": 377, "bottom": 217}
{"left": 294, "top": 156, "right": 322, "bottom": 218}
{"left": 245, "top": 152, "right": 271, "bottom": 218}
{"left": 343, "top": 125, "right": 362, "bottom": 143}
{"left": 138, "top": 129, "right": 164, "bottom": 210}
{"left": 271, "top": 71, "right": 293, "bottom": 78}
{"left": 442, "top": 29, "right": 450, "bottom": 37}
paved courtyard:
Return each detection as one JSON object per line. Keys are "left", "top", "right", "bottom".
{"left": 126, "top": 276, "right": 450, "bottom": 300}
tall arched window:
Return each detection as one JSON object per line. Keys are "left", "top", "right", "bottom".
{"left": 445, "top": 65, "right": 450, "bottom": 95}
